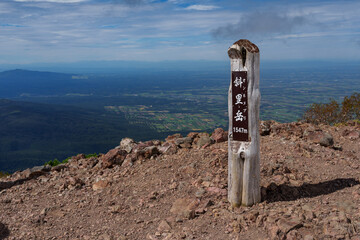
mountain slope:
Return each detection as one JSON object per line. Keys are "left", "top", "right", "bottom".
{"left": 0, "top": 121, "right": 359, "bottom": 239}
{"left": 0, "top": 99, "right": 162, "bottom": 172}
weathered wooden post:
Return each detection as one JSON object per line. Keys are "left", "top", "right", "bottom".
{"left": 227, "top": 39, "right": 261, "bottom": 207}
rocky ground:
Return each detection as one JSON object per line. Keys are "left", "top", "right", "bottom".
{"left": 0, "top": 121, "right": 360, "bottom": 240}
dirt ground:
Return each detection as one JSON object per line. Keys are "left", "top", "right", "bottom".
{"left": 0, "top": 121, "right": 359, "bottom": 240}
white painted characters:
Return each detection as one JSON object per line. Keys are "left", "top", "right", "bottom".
{"left": 233, "top": 127, "right": 248, "bottom": 133}
{"left": 234, "top": 76, "right": 246, "bottom": 88}
{"left": 235, "top": 110, "right": 246, "bottom": 122}
{"left": 235, "top": 93, "right": 246, "bottom": 105}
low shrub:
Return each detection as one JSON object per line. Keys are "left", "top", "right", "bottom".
{"left": 0, "top": 171, "right": 10, "bottom": 178}
{"left": 44, "top": 156, "right": 71, "bottom": 167}
{"left": 302, "top": 92, "right": 360, "bottom": 125}
{"left": 85, "top": 153, "right": 98, "bottom": 158}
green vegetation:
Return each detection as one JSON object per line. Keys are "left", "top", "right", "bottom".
{"left": 302, "top": 92, "right": 360, "bottom": 125}
{"left": 44, "top": 154, "right": 98, "bottom": 167}
{"left": 44, "top": 157, "right": 71, "bottom": 167}
{"left": 85, "top": 153, "right": 99, "bottom": 158}
{"left": 0, "top": 171, "right": 10, "bottom": 178}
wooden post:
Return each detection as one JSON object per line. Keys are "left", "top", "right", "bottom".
{"left": 227, "top": 39, "right": 261, "bottom": 207}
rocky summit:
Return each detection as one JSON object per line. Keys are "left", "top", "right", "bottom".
{"left": 0, "top": 121, "right": 360, "bottom": 240}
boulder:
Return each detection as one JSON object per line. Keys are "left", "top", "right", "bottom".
{"left": 157, "top": 220, "right": 172, "bottom": 233}
{"left": 119, "top": 138, "right": 136, "bottom": 153}
{"left": 187, "top": 132, "right": 199, "bottom": 139}
{"left": 101, "top": 148, "right": 127, "bottom": 168}
{"left": 72, "top": 153, "right": 85, "bottom": 161}
{"left": 211, "top": 128, "right": 228, "bottom": 143}
{"left": 165, "top": 133, "right": 182, "bottom": 142}
{"left": 51, "top": 164, "right": 67, "bottom": 172}
{"left": 196, "top": 135, "right": 213, "bottom": 148}
{"left": 67, "top": 176, "right": 84, "bottom": 189}
{"left": 143, "top": 146, "right": 160, "bottom": 159}
{"left": 159, "top": 142, "right": 178, "bottom": 155}
{"left": 22, "top": 165, "right": 51, "bottom": 179}
{"left": 260, "top": 120, "right": 272, "bottom": 136}
{"left": 304, "top": 130, "right": 334, "bottom": 147}
{"left": 175, "top": 137, "right": 193, "bottom": 148}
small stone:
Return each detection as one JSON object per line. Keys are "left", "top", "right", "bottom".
{"left": 195, "top": 188, "right": 206, "bottom": 198}
{"left": 260, "top": 121, "right": 272, "bottom": 136}
{"left": 169, "top": 182, "right": 178, "bottom": 190}
{"left": 51, "top": 164, "right": 67, "bottom": 172}
{"left": 170, "top": 198, "right": 199, "bottom": 219}
{"left": 332, "top": 144, "right": 343, "bottom": 151}
{"left": 348, "top": 130, "right": 360, "bottom": 140}
{"left": 157, "top": 220, "right": 171, "bottom": 233}
{"left": 304, "top": 235, "right": 314, "bottom": 240}
{"left": 92, "top": 180, "right": 110, "bottom": 191}
{"left": 109, "top": 205, "right": 121, "bottom": 213}
{"left": 277, "top": 217, "right": 303, "bottom": 234}
{"left": 206, "top": 187, "right": 227, "bottom": 196}
{"left": 100, "top": 234, "right": 112, "bottom": 240}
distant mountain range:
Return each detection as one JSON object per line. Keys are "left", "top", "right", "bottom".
{"left": 0, "top": 69, "right": 88, "bottom": 98}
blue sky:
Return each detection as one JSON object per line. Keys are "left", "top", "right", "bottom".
{"left": 0, "top": 0, "right": 359, "bottom": 64}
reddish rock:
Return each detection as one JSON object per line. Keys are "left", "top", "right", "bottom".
{"left": 92, "top": 180, "right": 110, "bottom": 191}
{"left": 67, "top": 177, "right": 84, "bottom": 189}
{"left": 159, "top": 142, "right": 178, "bottom": 155}
{"left": 157, "top": 220, "right": 171, "bottom": 232}
{"left": 276, "top": 217, "right": 303, "bottom": 234}
{"left": 170, "top": 198, "right": 199, "bottom": 219}
{"left": 206, "top": 187, "right": 227, "bottom": 196}
{"left": 72, "top": 153, "right": 86, "bottom": 161}
{"left": 136, "top": 146, "right": 160, "bottom": 159}
{"left": 304, "top": 130, "right": 334, "bottom": 147}
{"left": 165, "top": 133, "right": 182, "bottom": 142}
{"left": 101, "top": 148, "right": 127, "bottom": 168}
{"left": 22, "top": 165, "right": 50, "bottom": 179}
{"left": 211, "top": 128, "right": 228, "bottom": 143}
{"left": 174, "top": 137, "right": 193, "bottom": 148}
{"left": 196, "top": 135, "right": 213, "bottom": 148}
{"left": 348, "top": 130, "right": 360, "bottom": 140}
{"left": 187, "top": 132, "right": 199, "bottom": 139}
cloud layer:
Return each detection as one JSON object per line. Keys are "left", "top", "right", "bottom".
{"left": 212, "top": 12, "right": 307, "bottom": 39}
{"left": 0, "top": 0, "right": 359, "bottom": 63}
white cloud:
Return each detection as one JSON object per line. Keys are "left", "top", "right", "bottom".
{"left": 185, "top": 5, "right": 219, "bottom": 11}
{"left": 14, "top": 0, "right": 87, "bottom": 3}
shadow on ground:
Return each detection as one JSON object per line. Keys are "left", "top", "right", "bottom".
{"left": 0, "top": 178, "right": 29, "bottom": 191}
{"left": 263, "top": 178, "right": 360, "bottom": 203}
{"left": 0, "top": 222, "right": 10, "bottom": 240}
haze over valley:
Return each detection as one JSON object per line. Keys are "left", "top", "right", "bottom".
{"left": 0, "top": 60, "right": 359, "bottom": 172}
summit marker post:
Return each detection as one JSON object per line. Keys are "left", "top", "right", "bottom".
{"left": 227, "top": 39, "right": 261, "bottom": 207}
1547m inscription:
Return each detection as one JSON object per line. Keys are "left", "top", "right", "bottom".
{"left": 232, "top": 71, "right": 249, "bottom": 141}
